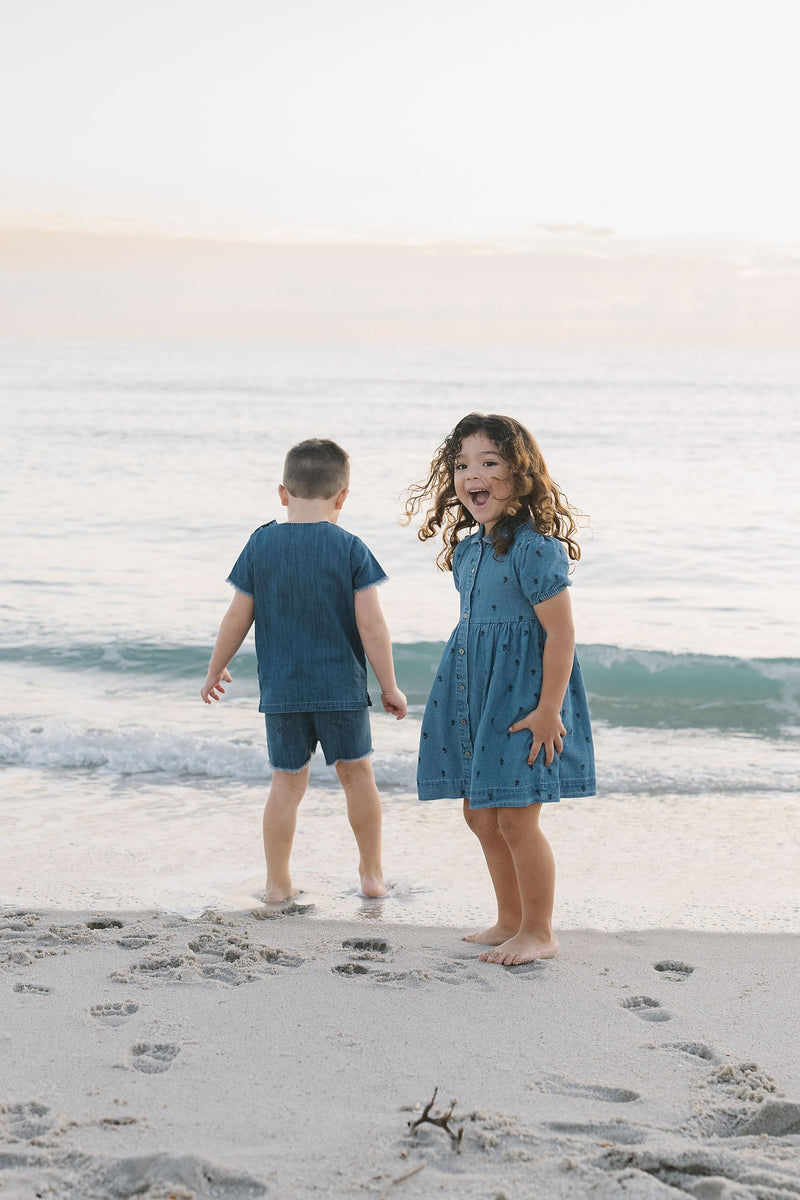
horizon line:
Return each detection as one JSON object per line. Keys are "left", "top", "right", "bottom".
{"left": 3, "top": 221, "right": 800, "bottom": 256}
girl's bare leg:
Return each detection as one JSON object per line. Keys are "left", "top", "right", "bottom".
{"left": 462, "top": 799, "right": 523, "bottom": 944}
{"left": 480, "top": 803, "right": 558, "bottom": 964}
{"left": 262, "top": 766, "right": 309, "bottom": 903}
{"left": 335, "top": 757, "right": 387, "bottom": 898}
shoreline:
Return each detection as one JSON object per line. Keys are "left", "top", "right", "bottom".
{"left": 3, "top": 908, "right": 799, "bottom": 1198}
{"left": 5, "top": 781, "right": 800, "bottom": 935}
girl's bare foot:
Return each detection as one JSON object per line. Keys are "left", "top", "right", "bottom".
{"left": 480, "top": 931, "right": 559, "bottom": 965}
{"left": 360, "top": 872, "right": 388, "bottom": 899}
{"left": 462, "top": 922, "right": 519, "bottom": 946}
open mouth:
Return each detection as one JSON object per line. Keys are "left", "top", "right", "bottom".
{"left": 468, "top": 489, "right": 490, "bottom": 508}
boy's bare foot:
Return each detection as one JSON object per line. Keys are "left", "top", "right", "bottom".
{"left": 263, "top": 884, "right": 301, "bottom": 905}
{"left": 359, "top": 872, "right": 388, "bottom": 899}
{"left": 479, "top": 931, "right": 559, "bottom": 965}
{"left": 462, "top": 922, "right": 519, "bottom": 946}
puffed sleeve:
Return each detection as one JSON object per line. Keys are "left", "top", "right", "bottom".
{"left": 516, "top": 533, "right": 571, "bottom": 606}
{"left": 351, "top": 537, "right": 388, "bottom": 592}
{"left": 227, "top": 535, "right": 255, "bottom": 597}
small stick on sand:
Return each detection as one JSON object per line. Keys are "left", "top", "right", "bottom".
{"left": 407, "top": 1087, "right": 464, "bottom": 1152}
{"left": 378, "top": 1161, "right": 426, "bottom": 1197}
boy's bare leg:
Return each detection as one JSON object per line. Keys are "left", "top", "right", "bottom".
{"left": 461, "top": 799, "right": 523, "bottom": 944}
{"left": 335, "top": 757, "right": 387, "bottom": 898}
{"left": 480, "top": 804, "right": 558, "bottom": 964}
{"left": 262, "top": 766, "right": 310, "bottom": 903}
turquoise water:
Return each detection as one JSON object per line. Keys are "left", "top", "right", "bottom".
{"left": 2, "top": 342, "right": 798, "bottom": 928}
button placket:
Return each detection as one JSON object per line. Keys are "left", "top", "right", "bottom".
{"left": 456, "top": 542, "right": 482, "bottom": 761}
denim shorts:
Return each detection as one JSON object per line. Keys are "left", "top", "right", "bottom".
{"left": 264, "top": 709, "right": 372, "bottom": 773}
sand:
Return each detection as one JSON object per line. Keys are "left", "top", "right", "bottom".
{"left": 2, "top": 907, "right": 799, "bottom": 1199}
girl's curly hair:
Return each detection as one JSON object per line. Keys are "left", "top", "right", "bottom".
{"left": 403, "top": 413, "right": 583, "bottom": 571}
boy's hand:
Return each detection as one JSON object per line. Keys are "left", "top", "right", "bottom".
{"left": 509, "top": 706, "right": 566, "bottom": 766}
{"left": 201, "top": 669, "right": 232, "bottom": 704}
{"left": 380, "top": 688, "right": 407, "bottom": 720}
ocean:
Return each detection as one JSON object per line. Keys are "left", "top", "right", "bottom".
{"left": 2, "top": 341, "right": 798, "bottom": 931}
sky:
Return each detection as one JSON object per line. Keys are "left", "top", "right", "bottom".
{"left": 1, "top": 0, "right": 798, "bottom": 244}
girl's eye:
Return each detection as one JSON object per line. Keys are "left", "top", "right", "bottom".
{"left": 454, "top": 463, "right": 466, "bottom": 471}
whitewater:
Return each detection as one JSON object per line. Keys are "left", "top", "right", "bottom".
{"left": 2, "top": 341, "right": 798, "bottom": 929}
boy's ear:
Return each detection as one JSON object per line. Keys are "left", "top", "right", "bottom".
{"left": 334, "top": 486, "right": 349, "bottom": 511}
{"left": 278, "top": 484, "right": 290, "bottom": 507}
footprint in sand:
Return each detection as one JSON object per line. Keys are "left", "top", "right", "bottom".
{"left": 85, "top": 918, "right": 124, "bottom": 931}
{"left": 189, "top": 932, "right": 304, "bottom": 985}
{"left": 342, "top": 937, "right": 391, "bottom": 954}
{"left": 90, "top": 1001, "right": 139, "bottom": 1026}
{"left": 653, "top": 959, "right": 694, "bottom": 981}
{"left": 129, "top": 1042, "right": 181, "bottom": 1073}
{"left": 373, "top": 969, "right": 443, "bottom": 988}
{"left": 13, "top": 982, "right": 53, "bottom": 995}
{"left": 505, "top": 959, "right": 550, "bottom": 976}
{"left": 621, "top": 995, "right": 672, "bottom": 1022}
{"left": 92, "top": 1152, "right": 266, "bottom": 1198}
{"left": 659, "top": 1041, "right": 720, "bottom": 1064}
{"left": 111, "top": 950, "right": 194, "bottom": 985}
{"left": 333, "top": 937, "right": 392, "bottom": 976}
{"left": 0, "top": 916, "right": 37, "bottom": 941}
{"left": 546, "top": 1119, "right": 648, "bottom": 1144}
{"left": 537, "top": 1077, "right": 640, "bottom": 1103}
{"left": 2, "top": 1101, "right": 55, "bottom": 1140}
{"left": 251, "top": 899, "right": 315, "bottom": 918}
{"left": 736, "top": 1100, "right": 800, "bottom": 1137}
{"left": 36, "top": 924, "right": 96, "bottom": 948}
{"left": 333, "top": 955, "right": 490, "bottom": 990}
{"left": 116, "top": 933, "right": 158, "bottom": 949}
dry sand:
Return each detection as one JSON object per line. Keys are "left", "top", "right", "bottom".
{"left": 2, "top": 906, "right": 799, "bottom": 1199}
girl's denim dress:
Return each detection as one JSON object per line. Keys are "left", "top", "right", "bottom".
{"left": 417, "top": 523, "right": 595, "bottom": 809}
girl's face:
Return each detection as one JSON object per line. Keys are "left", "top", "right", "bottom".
{"left": 453, "top": 432, "right": 512, "bottom": 533}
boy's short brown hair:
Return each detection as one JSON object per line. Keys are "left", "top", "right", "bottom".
{"left": 283, "top": 438, "right": 350, "bottom": 499}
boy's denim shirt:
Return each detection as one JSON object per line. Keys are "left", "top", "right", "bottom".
{"left": 227, "top": 521, "right": 387, "bottom": 713}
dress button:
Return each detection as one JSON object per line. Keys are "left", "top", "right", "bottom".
{"left": 464, "top": 750, "right": 471, "bottom": 758}
{"left": 459, "top": 684, "right": 465, "bottom": 691}
{"left": 458, "top": 648, "right": 465, "bottom": 655}
{"left": 460, "top": 718, "right": 467, "bottom": 725}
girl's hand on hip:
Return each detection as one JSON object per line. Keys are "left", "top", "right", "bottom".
{"left": 509, "top": 707, "right": 567, "bottom": 767}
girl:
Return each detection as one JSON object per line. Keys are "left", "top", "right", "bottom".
{"left": 405, "top": 413, "right": 595, "bottom": 965}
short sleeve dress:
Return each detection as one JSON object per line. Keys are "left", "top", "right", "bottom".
{"left": 417, "top": 522, "right": 596, "bottom": 809}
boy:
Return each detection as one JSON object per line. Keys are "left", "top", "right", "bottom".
{"left": 201, "top": 438, "right": 407, "bottom": 903}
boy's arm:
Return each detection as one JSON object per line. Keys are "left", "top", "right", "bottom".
{"left": 509, "top": 589, "right": 574, "bottom": 765}
{"left": 353, "top": 586, "right": 407, "bottom": 719}
{"left": 201, "top": 590, "right": 255, "bottom": 704}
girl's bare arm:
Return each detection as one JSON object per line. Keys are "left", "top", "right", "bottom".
{"left": 509, "top": 589, "right": 575, "bottom": 765}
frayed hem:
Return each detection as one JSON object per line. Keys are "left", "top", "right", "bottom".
{"left": 328, "top": 750, "right": 374, "bottom": 766}
{"left": 226, "top": 578, "right": 254, "bottom": 597}
{"left": 268, "top": 758, "right": 313, "bottom": 775}
{"left": 353, "top": 576, "right": 388, "bottom": 594}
